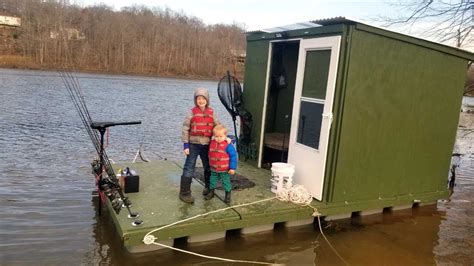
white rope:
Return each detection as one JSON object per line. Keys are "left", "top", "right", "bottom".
{"left": 143, "top": 197, "right": 277, "bottom": 265}
{"left": 276, "top": 185, "right": 313, "bottom": 205}
{"left": 149, "top": 240, "right": 283, "bottom": 265}
{"left": 132, "top": 149, "right": 140, "bottom": 163}
{"left": 276, "top": 185, "right": 321, "bottom": 216}
{"left": 316, "top": 215, "right": 350, "bottom": 265}
{"left": 277, "top": 186, "right": 347, "bottom": 265}
{"left": 144, "top": 197, "right": 276, "bottom": 237}
{"left": 276, "top": 186, "right": 347, "bottom": 265}
{"left": 143, "top": 185, "right": 347, "bottom": 265}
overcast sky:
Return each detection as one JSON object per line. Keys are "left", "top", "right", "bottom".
{"left": 76, "top": 0, "right": 398, "bottom": 31}
{"left": 74, "top": 0, "right": 471, "bottom": 50}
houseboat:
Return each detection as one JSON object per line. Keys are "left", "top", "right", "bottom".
{"left": 97, "top": 17, "right": 473, "bottom": 253}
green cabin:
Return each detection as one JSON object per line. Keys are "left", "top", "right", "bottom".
{"left": 240, "top": 18, "right": 473, "bottom": 204}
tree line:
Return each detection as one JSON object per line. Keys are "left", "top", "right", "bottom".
{"left": 2, "top": 0, "right": 246, "bottom": 79}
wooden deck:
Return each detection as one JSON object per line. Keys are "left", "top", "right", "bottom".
{"left": 105, "top": 160, "right": 446, "bottom": 252}
{"left": 107, "top": 160, "right": 313, "bottom": 252}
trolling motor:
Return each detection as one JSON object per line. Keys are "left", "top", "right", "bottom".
{"left": 91, "top": 121, "right": 143, "bottom": 222}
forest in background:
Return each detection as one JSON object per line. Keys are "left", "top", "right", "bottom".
{"left": 0, "top": 0, "right": 246, "bottom": 79}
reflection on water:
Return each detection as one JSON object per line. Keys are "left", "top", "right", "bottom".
{"left": 85, "top": 204, "right": 454, "bottom": 265}
{"left": 0, "top": 68, "right": 472, "bottom": 265}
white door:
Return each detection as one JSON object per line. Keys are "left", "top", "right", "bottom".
{"left": 288, "top": 36, "right": 341, "bottom": 200}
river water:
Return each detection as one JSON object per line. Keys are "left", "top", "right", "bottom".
{"left": 1, "top": 68, "right": 472, "bottom": 265}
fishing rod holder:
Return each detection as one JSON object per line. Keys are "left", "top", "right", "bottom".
{"left": 91, "top": 120, "right": 142, "bottom": 218}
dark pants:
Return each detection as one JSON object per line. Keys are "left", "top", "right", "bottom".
{"left": 180, "top": 144, "right": 211, "bottom": 194}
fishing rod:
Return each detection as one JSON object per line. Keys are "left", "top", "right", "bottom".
{"left": 59, "top": 68, "right": 142, "bottom": 224}
{"left": 59, "top": 70, "right": 100, "bottom": 149}
{"left": 60, "top": 69, "right": 138, "bottom": 216}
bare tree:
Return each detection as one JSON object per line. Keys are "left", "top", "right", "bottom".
{"left": 381, "top": 0, "right": 473, "bottom": 49}
{"left": 0, "top": 0, "right": 246, "bottom": 79}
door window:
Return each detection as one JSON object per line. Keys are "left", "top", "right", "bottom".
{"left": 297, "top": 101, "right": 324, "bottom": 149}
{"left": 296, "top": 49, "right": 331, "bottom": 150}
{"left": 301, "top": 49, "right": 331, "bottom": 99}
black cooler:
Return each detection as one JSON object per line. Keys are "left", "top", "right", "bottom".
{"left": 124, "top": 168, "right": 139, "bottom": 193}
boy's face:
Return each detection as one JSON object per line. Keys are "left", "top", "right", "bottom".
{"left": 196, "top": 96, "right": 207, "bottom": 108}
{"left": 213, "top": 130, "right": 227, "bottom": 143}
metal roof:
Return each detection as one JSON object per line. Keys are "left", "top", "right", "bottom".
{"left": 309, "top": 16, "right": 357, "bottom": 26}
{"left": 259, "top": 22, "right": 321, "bottom": 33}
{"left": 245, "top": 17, "right": 473, "bottom": 60}
{"left": 247, "top": 17, "right": 355, "bottom": 34}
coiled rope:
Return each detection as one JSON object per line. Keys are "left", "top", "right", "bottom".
{"left": 143, "top": 185, "right": 348, "bottom": 265}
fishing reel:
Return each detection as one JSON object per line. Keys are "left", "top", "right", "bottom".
{"left": 91, "top": 159, "right": 101, "bottom": 176}
{"left": 99, "top": 177, "right": 116, "bottom": 196}
{"left": 111, "top": 194, "right": 122, "bottom": 214}
{"left": 110, "top": 191, "right": 128, "bottom": 213}
{"left": 122, "top": 197, "right": 132, "bottom": 207}
{"left": 110, "top": 193, "right": 136, "bottom": 215}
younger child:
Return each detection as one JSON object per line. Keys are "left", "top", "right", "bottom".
{"left": 180, "top": 88, "right": 220, "bottom": 204}
{"left": 205, "top": 125, "right": 238, "bottom": 204}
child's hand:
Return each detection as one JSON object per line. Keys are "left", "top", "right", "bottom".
{"left": 184, "top": 148, "right": 190, "bottom": 156}
{"left": 228, "top": 169, "right": 235, "bottom": 175}
{"left": 226, "top": 137, "right": 232, "bottom": 144}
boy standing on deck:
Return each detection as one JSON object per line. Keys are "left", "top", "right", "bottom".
{"left": 205, "top": 125, "right": 237, "bottom": 204}
{"left": 180, "top": 88, "right": 220, "bottom": 204}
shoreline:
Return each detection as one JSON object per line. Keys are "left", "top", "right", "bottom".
{"left": 0, "top": 64, "right": 220, "bottom": 82}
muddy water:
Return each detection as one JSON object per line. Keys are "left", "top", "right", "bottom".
{"left": 1, "top": 68, "right": 472, "bottom": 265}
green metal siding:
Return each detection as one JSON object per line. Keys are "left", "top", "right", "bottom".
{"left": 323, "top": 26, "right": 351, "bottom": 202}
{"left": 242, "top": 40, "right": 270, "bottom": 164}
{"left": 330, "top": 28, "right": 466, "bottom": 203}
{"left": 356, "top": 24, "right": 474, "bottom": 61}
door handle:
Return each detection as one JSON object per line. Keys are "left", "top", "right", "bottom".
{"left": 322, "top": 112, "right": 333, "bottom": 123}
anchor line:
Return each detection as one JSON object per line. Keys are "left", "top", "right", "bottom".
{"left": 316, "top": 215, "right": 349, "bottom": 266}
{"left": 143, "top": 197, "right": 277, "bottom": 265}
{"left": 149, "top": 241, "right": 281, "bottom": 265}
{"left": 143, "top": 185, "right": 348, "bottom": 265}
{"left": 144, "top": 197, "right": 276, "bottom": 237}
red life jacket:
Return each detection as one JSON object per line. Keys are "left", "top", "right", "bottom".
{"left": 209, "top": 139, "right": 229, "bottom": 172}
{"left": 190, "top": 107, "right": 214, "bottom": 137}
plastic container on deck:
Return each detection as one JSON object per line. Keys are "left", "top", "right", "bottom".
{"left": 270, "top": 163, "right": 295, "bottom": 193}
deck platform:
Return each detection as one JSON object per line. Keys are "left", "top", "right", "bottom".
{"left": 105, "top": 160, "right": 446, "bottom": 252}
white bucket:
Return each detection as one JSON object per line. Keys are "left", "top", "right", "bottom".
{"left": 271, "top": 162, "right": 295, "bottom": 193}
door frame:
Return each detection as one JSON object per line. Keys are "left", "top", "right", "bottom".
{"left": 257, "top": 38, "right": 302, "bottom": 168}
